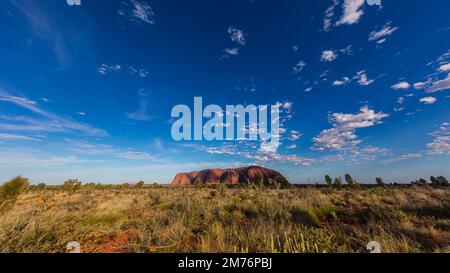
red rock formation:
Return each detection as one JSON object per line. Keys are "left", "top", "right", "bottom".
{"left": 171, "top": 166, "right": 289, "bottom": 186}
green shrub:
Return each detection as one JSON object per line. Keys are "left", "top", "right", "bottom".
{"left": 0, "top": 176, "right": 29, "bottom": 200}
{"left": 62, "top": 179, "right": 82, "bottom": 193}
{"left": 314, "top": 205, "right": 338, "bottom": 220}
{"left": 290, "top": 207, "right": 320, "bottom": 227}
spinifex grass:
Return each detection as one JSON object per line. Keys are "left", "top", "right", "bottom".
{"left": 0, "top": 184, "right": 449, "bottom": 253}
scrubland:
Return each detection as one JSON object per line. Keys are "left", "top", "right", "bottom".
{"left": 0, "top": 178, "right": 449, "bottom": 253}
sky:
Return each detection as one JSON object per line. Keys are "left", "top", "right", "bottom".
{"left": 0, "top": 0, "right": 449, "bottom": 184}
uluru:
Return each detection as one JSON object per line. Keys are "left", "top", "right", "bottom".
{"left": 171, "top": 166, "right": 290, "bottom": 187}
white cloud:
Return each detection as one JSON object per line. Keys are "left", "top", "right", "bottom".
{"left": 420, "top": 96, "right": 437, "bottom": 104}
{"left": 126, "top": 89, "right": 153, "bottom": 122}
{"left": 98, "top": 64, "right": 121, "bottom": 75}
{"left": 393, "top": 96, "right": 406, "bottom": 112}
{"left": 339, "top": 45, "right": 354, "bottom": 55}
{"left": 292, "top": 61, "right": 307, "bottom": 74}
{"left": 323, "top": 0, "right": 340, "bottom": 31}
{"left": 286, "top": 144, "right": 297, "bottom": 149}
{"left": 128, "top": 66, "right": 150, "bottom": 78}
{"left": 222, "top": 48, "right": 240, "bottom": 58}
{"left": 259, "top": 141, "right": 281, "bottom": 154}
{"left": 438, "top": 63, "right": 450, "bottom": 72}
{"left": 331, "top": 106, "right": 389, "bottom": 130}
{"left": 398, "top": 153, "right": 423, "bottom": 160}
{"left": 354, "top": 70, "right": 374, "bottom": 86}
{"left": 414, "top": 81, "right": 428, "bottom": 90}
{"left": 129, "top": 0, "right": 155, "bottom": 24}
{"left": 332, "top": 71, "right": 374, "bottom": 87}
{"left": 99, "top": 65, "right": 149, "bottom": 78}
{"left": 313, "top": 128, "right": 360, "bottom": 151}
{"left": 181, "top": 101, "right": 310, "bottom": 166}
{"left": 369, "top": 22, "right": 399, "bottom": 43}
{"left": 0, "top": 116, "right": 69, "bottom": 133}
{"left": 391, "top": 81, "right": 410, "bottom": 90}
{"left": 427, "top": 123, "right": 450, "bottom": 155}
{"left": 222, "top": 27, "right": 246, "bottom": 58}
{"left": 227, "top": 27, "right": 247, "bottom": 46}
{"left": 0, "top": 152, "right": 93, "bottom": 168}
{"left": 195, "top": 137, "right": 315, "bottom": 166}
{"left": 119, "top": 151, "right": 154, "bottom": 160}
{"left": 435, "top": 50, "right": 450, "bottom": 66}
{"left": 336, "top": 0, "right": 365, "bottom": 26}
{"left": 253, "top": 152, "right": 315, "bottom": 166}
{"left": 64, "top": 139, "right": 156, "bottom": 162}
{"left": 288, "top": 130, "right": 302, "bottom": 141}
{"left": 313, "top": 106, "right": 389, "bottom": 151}
{"left": 0, "top": 95, "right": 36, "bottom": 105}
{"left": 321, "top": 50, "right": 338, "bottom": 62}
{"left": 0, "top": 133, "right": 39, "bottom": 141}
{"left": 427, "top": 73, "right": 450, "bottom": 93}
{"left": 383, "top": 153, "right": 422, "bottom": 164}
{"left": 333, "top": 77, "right": 350, "bottom": 86}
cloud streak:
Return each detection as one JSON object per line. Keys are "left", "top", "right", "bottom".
{"left": 0, "top": 89, "right": 108, "bottom": 137}
{"left": 10, "top": 0, "right": 71, "bottom": 67}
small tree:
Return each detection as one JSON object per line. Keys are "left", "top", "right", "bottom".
{"left": 412, "top": 178, "right": 428, "bottom": 187}
{"left": 431, "top": 176, "right": 449, "bottom": 186}
{"left": 430, "top": 176, "right": 438, "bottom": 185}
{"left": 36, "top": 183, "right": 46, "bottom": 191}
{"left": 437, "top": 176, "right": 449, "bottom": 186}
{"left": 325, "top": 175, "right": 333, "bottom": 186}
{"left": 375, "top": 177, "right": 385, "bottom": 187}
{"left": 345, "top": 174, "right": 355, "bottom": 186}
{"left": 136, "top": 181, "right": 145, "bottom": 188}
{"left": 333, "top": 177, "right": 342, "bottom": 188}
{"left": 345, "top": 174, "right": 360, "bottom": 188}
{"left": 120, "top": 183, "right": 131, "bottom": 190}
{"left": 63, "top": 179, "right": 82, "bottom": 192}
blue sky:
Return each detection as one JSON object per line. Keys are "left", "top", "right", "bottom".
{"left": 0, "top": 0, "right": 449, "bottom": 184}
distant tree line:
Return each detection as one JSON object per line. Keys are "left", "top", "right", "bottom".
{"left": 1, "top": 175, "right": 449, "bottom": 193}
{"left": 324, "top": 174, "right": 449, "bottom": 188}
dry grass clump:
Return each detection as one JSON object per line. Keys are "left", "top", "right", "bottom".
{"left": 0, "top": 183, "right": 449, "bottom": 253}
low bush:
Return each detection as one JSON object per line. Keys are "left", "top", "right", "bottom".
{"left": 0, "top": 176, "right": 29, "bottom": 200}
